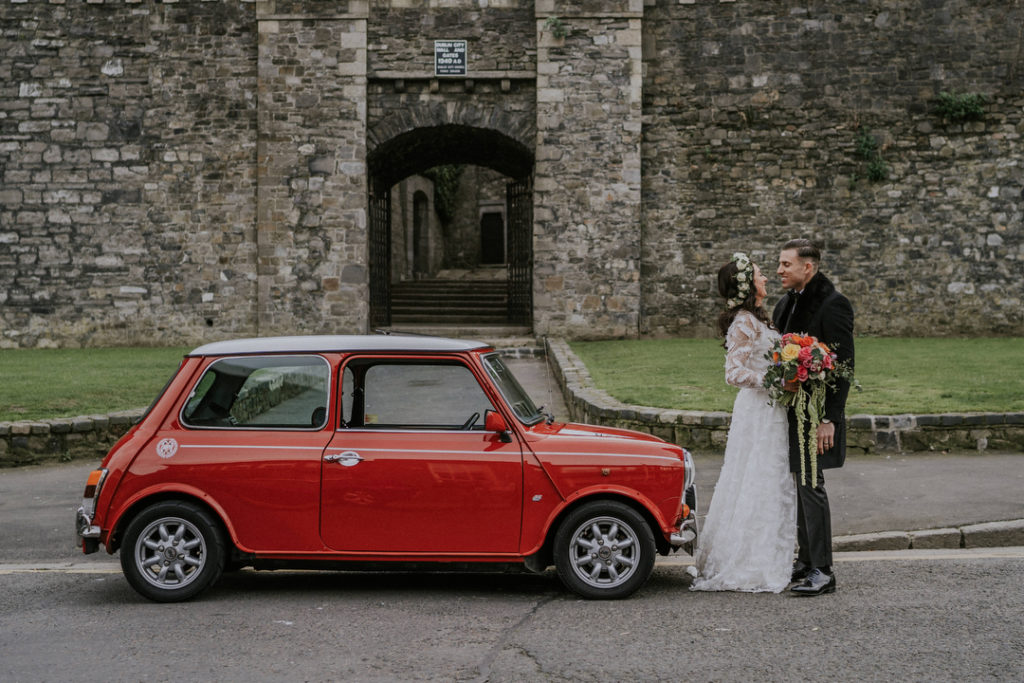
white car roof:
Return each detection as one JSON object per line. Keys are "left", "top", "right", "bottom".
{"left": 188, "top": 334, "right": 491, "bottom": 357}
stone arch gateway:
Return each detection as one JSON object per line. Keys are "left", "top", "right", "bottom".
{"left": 366, "top": 122, "right": 535, "bottom": 329}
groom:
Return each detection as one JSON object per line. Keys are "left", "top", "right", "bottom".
{"left": 773, "top": 239, "right": 855, "bottom": 596}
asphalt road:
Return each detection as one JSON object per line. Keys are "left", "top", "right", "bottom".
{"left": 2, "top": 551, "right": 1023, "bottom": 681}
{"left": 2, "top": 463, "right": 1023, "bottom": 681}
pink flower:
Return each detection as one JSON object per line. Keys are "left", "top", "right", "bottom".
{"left": 796, "top": 365, "right": 809, "bottom": 382}
{"left": 798, "top": 346, "right": 813, "bottom": 364}
{"left": 823, "top": 353, "right": 835, "bottom": 370}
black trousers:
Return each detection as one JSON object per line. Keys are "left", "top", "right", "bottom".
{"left": 795, "top": 468, "right": 833, "bottom": 568}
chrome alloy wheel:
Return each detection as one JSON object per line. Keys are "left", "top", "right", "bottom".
{"left": 566, "top": 515, "right": 642, "bottom": 589}
{"left": 133, "top": 516, "right": 208, "bottom": 590}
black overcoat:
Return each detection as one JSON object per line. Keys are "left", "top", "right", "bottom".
{"left": 771, "top": 272, "right": 855, "bottom": 473}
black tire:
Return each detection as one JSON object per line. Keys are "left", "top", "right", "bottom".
{"left": 120, "top": 501, "right": 226, "bottom": 603}
{"left": 553, "top": 500, "right": 656, "bottom": 600}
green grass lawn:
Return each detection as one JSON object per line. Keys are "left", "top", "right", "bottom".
{"left": 570, "top": 338, "right": 1024, "bottom": 415}
{"left": 2, "top": 339, "right": 1022, "bottom": 422}
{"left": 0, "top": 347, "right": 191, "bottom": 422}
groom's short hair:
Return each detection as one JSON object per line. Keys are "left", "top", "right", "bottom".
{"left": 782, "top": 238, "right": 821, "bottom": 267}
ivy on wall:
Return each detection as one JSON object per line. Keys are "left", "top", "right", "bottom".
{"left": 854, "top": 127, "right": 888, "bottom": 183}
{"left": 422, "top": 165, "right": 464, "bottom": 223}
{"left": 933, "top": 91, "right": 987, "bottom": 122}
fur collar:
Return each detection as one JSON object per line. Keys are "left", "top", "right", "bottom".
{"left": 787, "top": 271, "right": 836, "bottom": 333}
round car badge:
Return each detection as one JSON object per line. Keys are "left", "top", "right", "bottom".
{"left": 156, "top": 438, "right": 179, "bottom": 459}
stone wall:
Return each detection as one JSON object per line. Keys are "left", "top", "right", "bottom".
{"left": 367, "top": 0, "right": 535, "bottom": 75}
{"left": 533, "top": 0, "right": 645, "bottom": 338}
{"left": 2, "top": 0, "right": 1022, "bottom": 348}
{"left": 389, "top": 175, "right": 441, "bottom": 279}
{"left": 0, "top": 410, "right": 143, "bottom": 467}
{"left": 256, "top": 12, "right": 370, "bottom": 336}
{"left": 641, "top": 0, "right": 1024, "bottom": 337}
{"left": 1, "top": 0, "right": 259, "bottom": 348}
{"left": 446, "top": 165, "right": 508, "bottom": 269}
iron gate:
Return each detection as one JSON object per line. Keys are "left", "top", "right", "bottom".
{"left": 368, "top": 178, "right": 391, "bottom": 329}
{"left": 506, "top": 176, "right": 533, "bottom": 326}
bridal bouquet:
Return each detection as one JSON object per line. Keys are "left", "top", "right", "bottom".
{"left": 763, "top": 333, "right": 857, "bottom": 484}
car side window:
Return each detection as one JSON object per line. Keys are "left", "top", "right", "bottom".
{"left": 182, "top": 355, "right": 330, "bottom": 429}
{"left": 342, "top": 361, "right": 494, "bottom": 430}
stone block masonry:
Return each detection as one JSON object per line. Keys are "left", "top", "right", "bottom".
{"left": 1, "top": 1, "right": 1022, "bottom": 347}
{"left": 641, "top": 0, "right": 1023, "bottom": 337}
{"left": 256, "top": 14, "right": 369, "bottom": 335}
{"left": 0, "top": 410, "right": 143, "bottom": 467}
{"left": 534, "top": 1, "right": 645, "bottom": 338}
{"left": 1, "top": 0, "right": 259, "bottom": 348}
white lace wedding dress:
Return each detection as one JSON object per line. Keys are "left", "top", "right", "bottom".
{"left": 690, "top": 310, "right": 797, "bottom": 593}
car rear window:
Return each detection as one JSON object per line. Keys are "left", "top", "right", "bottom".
{"left": 181, "top": 355, "right": 330, "bottom": 429}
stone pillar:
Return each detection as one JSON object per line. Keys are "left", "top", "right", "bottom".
{"left": 256, "top": 3, "right": 369, "bottom": 335}
{"left": 533, "top": 1, "right": 644, "bottom": 338}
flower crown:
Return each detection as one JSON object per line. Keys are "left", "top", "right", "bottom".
{"left": 727, "top": 252, "right": 753, "bottom": 308}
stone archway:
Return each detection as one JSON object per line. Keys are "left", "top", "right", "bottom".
{"left": 366, "top": 123, "right": 534, "bottom": 330}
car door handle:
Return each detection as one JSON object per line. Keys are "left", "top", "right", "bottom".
{"left": 324, "top": 451, "right": 363, "bottom": 467}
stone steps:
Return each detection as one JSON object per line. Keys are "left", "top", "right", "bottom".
{"left": 390, "top": 279, "right": 510, "bottom": 325}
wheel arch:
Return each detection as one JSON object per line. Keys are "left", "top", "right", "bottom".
{"left": 107, "top": 490, "right": 237, "bottom": 557}
{"left": 524, "top": 492, "right": 671, "bottom": 573}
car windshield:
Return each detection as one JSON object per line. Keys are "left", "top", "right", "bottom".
{"left": 481, "top": 353, "right": 543, "bottom": 425}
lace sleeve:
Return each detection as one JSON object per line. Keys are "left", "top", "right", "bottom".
{"left": 724, "top": 312, "right": 767, "bottom": 390}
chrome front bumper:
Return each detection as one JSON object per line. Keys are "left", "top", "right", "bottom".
{"left": 76, "top": 506, "right": 101, "bottom": 553}
{"left": 76, "top": 506, "right": 100, "bottom": 538}
{"left": 669, "top": 485, "right": 699, "bottom": 553}
{"left": 669, "top": 516, "right": 698, "bottom": 549}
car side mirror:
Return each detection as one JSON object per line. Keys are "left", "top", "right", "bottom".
{"left": 484, "top": 410, "right": 512, "bottom": 443}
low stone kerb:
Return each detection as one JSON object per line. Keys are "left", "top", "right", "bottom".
{"left": 544, "top": 338, "right": 1024, "bottom": 455}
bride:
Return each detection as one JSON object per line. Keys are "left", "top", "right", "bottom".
{"left": 690, "top": 253, "right": 797, "bottom": 593}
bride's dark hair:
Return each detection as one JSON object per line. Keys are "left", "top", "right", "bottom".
{"left": 717, "top": 260, "right": 772, "bottom": 340}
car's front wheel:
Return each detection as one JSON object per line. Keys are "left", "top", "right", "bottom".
{"left": 120, "top": 501, "right": 226, "bottom": 603}
{"left": 553, "top": 500, "right": 656, "bottom": 600}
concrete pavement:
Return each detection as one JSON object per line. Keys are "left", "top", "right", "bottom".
{"left": 504, "top": 354, "right": 1024, "bottom": 551}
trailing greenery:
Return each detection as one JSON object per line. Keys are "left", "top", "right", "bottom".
{"left": 853, "top": 127, "right": 888, "bottom": 183}
{"left": 422, "top": 164, "right": 463, "bottom": 223}
{"left": 933, "top": 91, "right": 987, "bottom": 122}
{"left": 0, "top": 347, "right": 190, "bottom": 421}
{"left": 569, "top": 337, "right": 1024, "bottom": 415}
{"left": 864, "top": 157, "right": 889, "bottom": 182}
{"left": 854, "top": 126, "right": 878, "bottom": 160}
{"left": 543, "top": 16, "right": 568, "bottom": 39}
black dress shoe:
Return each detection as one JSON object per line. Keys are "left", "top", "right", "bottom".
{"left": 790, "top": 568, "right": 836, "bottom": 596}
{"left": 791, "top": 561, "right": 811, "bottom": 583}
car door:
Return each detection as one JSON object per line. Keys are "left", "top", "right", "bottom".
{"left": 173, "top": 354, "right": 335, "bottom": 553}
{"left": 320, "top": 356, "right": 523, "bottom": 554}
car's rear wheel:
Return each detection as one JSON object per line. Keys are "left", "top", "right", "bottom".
{"left": 120, "top": 501, "right": 225, "bottom": 603}
{"left": 553, "top": 500, "right": 656, "bottom": 599}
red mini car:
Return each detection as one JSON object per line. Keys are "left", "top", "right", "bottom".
{"left": 76, "top": 335, "right": 697, "bottom": 601}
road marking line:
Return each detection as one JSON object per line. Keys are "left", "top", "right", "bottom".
{"left": 2, "top": 547, "right": 1022, "bottom": 575}
{"left": 0, "top": 563, "right": 121, "bottom": 574}
{"left": 655, "top": 546, "right": 1024, "bottom": 566}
